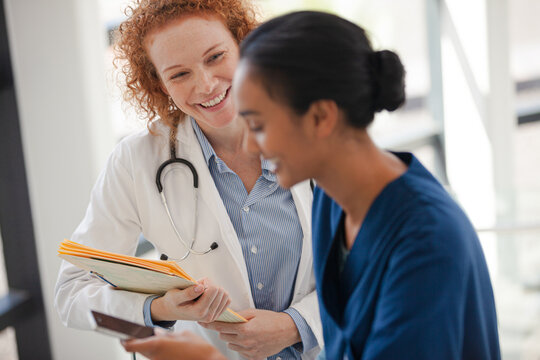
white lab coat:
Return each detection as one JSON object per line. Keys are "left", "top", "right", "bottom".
{"left": 55, "top": 119, "right": 322, "bottom": 359}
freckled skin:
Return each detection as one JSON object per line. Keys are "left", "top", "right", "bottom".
{"left": 145, "top": 15, "right": 240, "bottom": 132}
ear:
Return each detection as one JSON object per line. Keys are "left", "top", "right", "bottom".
{"left": 306, "top": 99, "right": 339, "bottom": 138}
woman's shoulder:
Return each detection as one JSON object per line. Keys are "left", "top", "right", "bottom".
{"left": 394, "top": 154, "right": 467, "bottom": 228}
{"left": 117, "top": 122, "right": 167, "bottom": 148}
{"left": 376, "top": 156, "right": 478, "bottom": 258}
{"left": 100, "top": 124, "right": 168, "bottom": 176}
{"left": 113, "top": 122, "right": 171, "bottom": 157}
{"left": 387, "top": 185, "right": 479, "bottom": 273}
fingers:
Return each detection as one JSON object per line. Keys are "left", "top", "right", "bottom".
{"left": 193, "top": 285, "right": 218, "bottom": 308}
{"left": 191, "top": 286, "right": 219, "bottom": 320}
{"left": 150, "top": 285, "right": 205, "bottom": 321}
{"left": 122, "top": 331, "right": 222, "bottom": 360}
{"left": 213, "top": 295, "right": 231, "bottom": 322}
{"left": 194, "top": 286, "right": 230, "bottom": 323}
{"left": 205, "top": 289, "right": 225, "bottom": 322}
{"left": 156, "top": 279, "right": 231, "bottom": 322}
{"left": 207, "top": 290, "right": 231, "bottom": 322}
{"left": 159, "top": 285, "right": 205, "bottom": 314}
{"left": 122, "top": 337, "right": 158, "bottom": 355}
{"left": 198, "top": 319, "right": 241, "bottom": 334}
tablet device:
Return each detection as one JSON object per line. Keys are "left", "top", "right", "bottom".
{"left": 89, "top": 310, "right": 155, "bottom": 339}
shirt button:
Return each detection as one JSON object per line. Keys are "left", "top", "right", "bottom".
{"left": 251, "top": 245, "right": 257, "bottom": 254}
{"left": 242, "top": 206, "right": 250, "bottom": 213}
{"left": 257, "top": 282, "right": 264, "bottom": 290}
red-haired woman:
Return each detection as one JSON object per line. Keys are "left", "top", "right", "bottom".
{"left": 55, "top": 2, "right": 321, "bottom": 359}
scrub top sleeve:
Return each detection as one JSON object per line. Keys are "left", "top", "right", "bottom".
{"left": 361, "top": 231, "right": 465, "bottom": 360}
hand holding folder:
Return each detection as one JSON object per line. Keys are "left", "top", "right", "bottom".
{"left": 58, "top": 239, "right": 246, "bottom": 323}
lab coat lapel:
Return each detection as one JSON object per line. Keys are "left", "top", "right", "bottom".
{"left": 289, "top": 181, "right": 313, "bottom": 297}
{"left": 177, "top": 120, "right": 254, "bottom": 306}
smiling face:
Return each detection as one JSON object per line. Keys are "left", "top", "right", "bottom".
{"left": 145, "top": 15, "right": 239, "bottom": 131}
{"left": 233, "top": 61, "right": 325, "bottom": 188}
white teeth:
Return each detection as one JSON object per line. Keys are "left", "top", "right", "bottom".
{"left": 201, "top": 90, "right": 227, "bottom": 108}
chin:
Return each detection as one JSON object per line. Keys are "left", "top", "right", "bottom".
{"left": 203, "top": 113, "right": 236, "bottom": 129}
{"left": 276, "top": 172, "right": 303, "bottom": 190}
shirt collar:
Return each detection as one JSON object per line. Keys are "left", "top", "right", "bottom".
{"left": 261, "top": 158, "right": 277, "bottom": 182}
{"left": 191, "top": 117, "right": 277, "bottom": 182}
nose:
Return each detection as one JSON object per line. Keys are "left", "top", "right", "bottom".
{"left": 196, "top": 68, "right": 218, "bottom": 95}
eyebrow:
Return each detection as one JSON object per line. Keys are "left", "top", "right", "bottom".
{"left": 162, "top": 43, "right": 224, "bottom": 74}
{"left": 239, "top": 110, "right": 261, "bottom": 117}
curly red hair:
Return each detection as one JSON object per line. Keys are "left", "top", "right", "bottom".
{"left": 113, "top": 0, "right": 258, "bottom": 130}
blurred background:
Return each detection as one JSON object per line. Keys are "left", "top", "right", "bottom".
{"left": 0, "top": 0, "right": 539, "bottom": 359}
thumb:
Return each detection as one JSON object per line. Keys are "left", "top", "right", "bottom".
{"left": 178, "top": 283, "right": 205, "bottom": 302}
{"left": 237, "top": 308, "right": 257, "bottom": 321}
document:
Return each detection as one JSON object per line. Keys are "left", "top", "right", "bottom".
{"left": 58, "top": 239, "right": 246, "bottom": 323}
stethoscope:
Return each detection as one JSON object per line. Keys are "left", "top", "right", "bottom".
{"left": 156, "top": 128, "right": 218, "bottom": 261}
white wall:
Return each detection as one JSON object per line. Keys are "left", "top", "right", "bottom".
{"left": 4, "top": 0, "right": 125, "bottom": 358}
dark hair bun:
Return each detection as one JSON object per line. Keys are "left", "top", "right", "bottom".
{"left": 371, "top": 50, "right": 406, "bottom": 112}
{"left": 240, "top": 11, "right": 408, "bottom": 128}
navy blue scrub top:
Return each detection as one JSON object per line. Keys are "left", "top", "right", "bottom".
{"left": 312, "top": 152, "right": 500, "bottom": 360}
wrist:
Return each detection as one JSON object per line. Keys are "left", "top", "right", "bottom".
{"left": 150, "top": 296, "right": 169, "bottom": 322}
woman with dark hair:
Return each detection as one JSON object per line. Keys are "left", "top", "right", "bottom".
{"left": 233, "top": 10, "right": 500, "bottom": 359}
{"left": 124, "top": 10, "right": 501, "bottom": 360}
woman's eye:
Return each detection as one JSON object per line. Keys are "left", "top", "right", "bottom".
{"left": 208, "top": 52, "right": 224, "bottom": 63}
{"left": 248, "top": 124, "right": 263, "bottom": 132}
{"left": 170, "top": 71, "right": 188, "bottom": 80}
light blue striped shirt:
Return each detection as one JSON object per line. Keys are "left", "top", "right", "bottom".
{"left": 192, "top": 118, "right": 317, "bottom": 359}
{"left": 143, "top": 119, "right": 318, "bottom": 358}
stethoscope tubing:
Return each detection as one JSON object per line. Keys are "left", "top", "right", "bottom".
{"left": 155, "top": 130, "right": 218, "bottom": 260}
{"left": 156, "top": 158, "right": 199, "bottom": 192}
{"left": 159, "top": 191, "right": 212, "bottom": 257}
